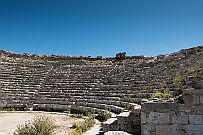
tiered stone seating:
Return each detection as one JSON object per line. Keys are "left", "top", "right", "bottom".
{"left": 0, "top": 45, "right": 202, "bottom": 114}
{"left": 0, "top": 57, "right": 50, "bottom": 109}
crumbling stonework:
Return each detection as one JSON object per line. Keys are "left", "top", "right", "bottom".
{"left": 141, "top": 87, "right": 203, "bottom": 135}
{"left": 103, "top": 105, "right": 141, "bottom": 134}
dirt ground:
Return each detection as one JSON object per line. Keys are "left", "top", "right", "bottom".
{"left": 0, "top": 111, "right": 84, "bottom": 135}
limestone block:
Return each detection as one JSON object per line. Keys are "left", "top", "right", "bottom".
{"left": 141, "top": 130, "right": 151, "bottom": 135}
{"left": 147, "top": 111, "right": 170, "bottom": 124}
{"left": 103, "top": 118, "right": 118, "bottom": 131}
{"left": 182, "top": 125, "right": 203, "bottom": 131}
{"left": 117, "top": 117, "right": 130, "bottom": 125}
{"left": 156, "top": 124, "right": 179, "bottom": 135}
{"left": 184, "top": 95, "right": 200, "bottom": 106}
{"left": 141, "top": 112, "right": 147, "bottom": 124}
{"left": 104, "top": 131, "right": 132, "bottom": 135}
{"left": 184, "top": 130, "right": 194, "bottom": 135}
{"left": 0, "top": 101, "right": 6, "bottom": 108}
{"left": 179, "top": 112, "right": 189, "bottom": 125}
{"left": 103, "top": 123, "right": 119, "bottom": 132}
{"left": 184, "top": 88, "right": 203, "bottom": 95}
{"left": 179, "top": 130, "right": 187, "bottom": 135}
{"left": 190, "top": 105, "right": 203, "bottom": 115}
{"left": 179, "top": 104, "right": 190, "bottom": 112}
{"left": 142, "top": 124, "right": 156, "bottom": 132}
{"left": 189, "top": 115, "right": 203, "bottom": 125}
{"left": 169, "top": 111, "right": 178, "bottom": 124}
{"left": 193, "top": 130, "right": 203, "bottom": 135}
{"left": 142, "top": 102, "right": 178, "bottom": 113}
{"left": 200, "top": 96, "right": 203, "bottom": 104}
{"left": 119, "top": 124, "right": 132, "bottom": 131}
{"left": 117, "top": 112, "right": 130, "bottom": 125}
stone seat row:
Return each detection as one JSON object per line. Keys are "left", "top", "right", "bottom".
{"left": 1, "top": 93, "right": 141, "bottom": 114}
{"left": 74, "top": 101, "right": 123, "bottom": 114}
{"left": 31, "top": 95, "right": 141, "bottom": 113}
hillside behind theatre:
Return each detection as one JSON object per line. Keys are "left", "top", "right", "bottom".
{"left": 0, "top": 46, "right": 202, "bottom": 114}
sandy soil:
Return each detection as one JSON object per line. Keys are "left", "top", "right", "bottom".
{"left": 0, "top": 111, "right": 84, "bottom": 135}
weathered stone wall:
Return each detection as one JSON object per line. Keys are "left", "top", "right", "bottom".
{"left": 103, "top": 105, "right": 141, "bottom": 134}
{"left": 141, "top": 87, "right": 203, "bottom": 135}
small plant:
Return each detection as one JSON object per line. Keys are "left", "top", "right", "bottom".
{"left": 124, "top": 104, "right": 134, "bottom": 111}
{"left": 152, "top": 91, "right": 173, "bottom": 99}
{"left": 72, "top": 123, "right": 81, "bottom": 129}
{"left": 70, "top": 114, "right": 84, "bottom": 118}
{"left": 72, "top": 114, "right": 95, "bottom": 135}
{"left": 72, "top": 130, "right": 82, "bottom": 135}
{"left": 3, "top": 107, "right": 16, "bottom": 111}
{"left": 14, "top": 116, "right": 56, "bottom": 135}
{"left": 95, "top": 111, "right": 111, "bottom": 122}
{"left": 174, "top": 74, "right": 185, "bottom": 94}
{"left": 186, "top": 67, "right": 196, "bottom": 74}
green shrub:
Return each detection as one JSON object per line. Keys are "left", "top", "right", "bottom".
{"left": 124, "top": 104, "right": 134, "bottom": 111}
{"left": 152, "top": 91, "right": 173, "bottom": 99}
{"left": 70, "top": 114, "right": 84, "bottom": 118}
{"left": 14, "top": 116, "right": 56, "bottom": 135}
{"left": 2, "top": 106, "right": 26, "bottom": 111}
{"left": 95, "top": 111, "right": 111, "bottom": 122}
{"left": 174, "top": 74, "right": 185, "bottom": 94}
{"left": 3, "top": 107, "right": 16, "bottom": 111}
{"left": 85, "top": 114, "right": 95, "bottom": 130}
{"left": 72, "top": 123, "right": 81, "bottom": 129}
{"left": 72, "top": 114, "right": 95, "bottom": 135}
{"left": 72, "top": 130, "right": 82, "bottom": 135}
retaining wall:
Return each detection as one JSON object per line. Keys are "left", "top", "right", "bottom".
{"left": 141, "top": 86, "right": 203, "bottom": 135}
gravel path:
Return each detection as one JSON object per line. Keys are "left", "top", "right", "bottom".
{"left": 83, "top": 112, "right": 118, "bottom": 135}
{"left": 0, "top": 111, "right": 83, "bottom": 135}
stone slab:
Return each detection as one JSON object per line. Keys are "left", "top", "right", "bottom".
{"left": 184, "top": 95, "right": 200, "bottom": 106}
{"left": 179, "top": 112, "right": 189, "bottom": 125}
{"left": 142, "top": 102, "right": 178, "bottom": 113}
{"left": 141, "top": 112, "right": 147, "bottom": 124}
{"left": 200, "top": 96, "right": 203, "bottom": 104}
{"left": 104, "top": 131, "right": 132, "bottom": 135}
{"left": 156, "top": 124, "right": 179, "bottom": 135}
{"left": 147, "top": 111, "right": 170, "bottom": 124}
{"left": 189, "top": 115, "right": 203, "bottom": 125}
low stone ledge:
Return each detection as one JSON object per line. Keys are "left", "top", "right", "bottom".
{"left": 116, "top": 111, "right": 140, "bottom": 134}
{"left": 104, "top": 131, "right": 132, "bottom": 135}
{"left": 141, "top": 102, "right": 178, "bottom": 113}
{"left": 132, "top": 104, "right": 141, "bottom": 113}
{"left": 103, "top": 118, "right": 119, "bottom": 132}
{"left": 184, "top": 88, "right": 203, "bottom": 95}
{"left": 117, "top": 112, "right": 131, "bottom": 125}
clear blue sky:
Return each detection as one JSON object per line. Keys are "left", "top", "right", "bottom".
{"left": 0, "top": 0, "right": 203, "bottom": 57}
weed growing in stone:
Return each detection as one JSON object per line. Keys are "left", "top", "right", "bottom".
{"left": 152, "top": 91, "right": 173, "bottom": 100}
{"left": 95, "top": 111, "right": 111, "bottom": 122}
